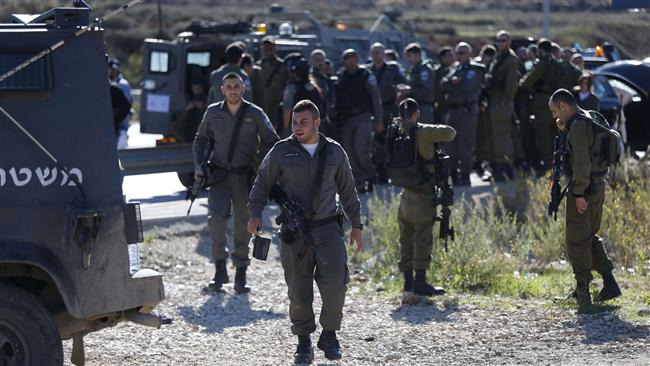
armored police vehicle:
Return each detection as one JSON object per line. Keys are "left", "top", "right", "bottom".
{"left": 131, "top": 6, "right": 421, "bottom": 183}
{"left": 0, "top": 5, "right": 167, "bottom": 365}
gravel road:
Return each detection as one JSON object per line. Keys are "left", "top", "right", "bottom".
{"left": 63, "top": 219, "right": 650, "bottom": 366}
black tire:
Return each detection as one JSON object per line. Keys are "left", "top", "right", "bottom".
{"left": 0, "top": 283, "right": 63, "bottom": 366}
{"left": 178, "top": 172, "right": 195, "bottom": 188}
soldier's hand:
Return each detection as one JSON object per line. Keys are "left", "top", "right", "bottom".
{"left": 247, "top": 218, "right": 262, "bottom": 235}
{"left": 555, "top": 118, "right": 566, "bottom": 132}
{"left": 194, "top": 167, "right": 203, "bottom": 181}
{"left": 350, "top": 228, "right": 364, "bottom": 252}
{"left": 575, "top": 197, "right": 588, "bottom": 214}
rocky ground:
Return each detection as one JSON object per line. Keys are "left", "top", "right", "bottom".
{"left": 63, "top": 219, "right": 650, "bottom": 366}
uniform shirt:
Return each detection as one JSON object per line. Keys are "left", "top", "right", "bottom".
{"left": 208, "top": 64, "right": 252, "bottom": 104}
{"left": 367, "top": 61, "right": 406, "bottom": 105}
{"left": 563, "top": 110, "right": 605, "bottom": 197}
{"left": 258, "top": 56, "right": 289, "bottom": 124}
{"left": 193, "top": 101, "right": 279, "bottom": 170}
{"left": 485, "top": 49, "right": 519, "bottom": 102}
{"left": 250, "top": 65, "right": 265, "bottom": 107}
{"left": 406, "top": 61, "right": 435, "bottom": 104}
{"left": 520, "top": 55, "right": 559, "bottom": 95}
{"left": 249, "top": 134, "right": 361, "bottom": 228}
{"left": 434, "top": 64, "right": 450, "bottom": 107}
{"left": 441, "top": 61, "right": 485, "bottom": 104}
{"left": 335, "top": 66, "right": 383, "bottom": 123}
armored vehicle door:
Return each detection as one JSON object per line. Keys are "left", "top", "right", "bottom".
{"left": 140, "top": 39, "right": 182, "bottom": 135}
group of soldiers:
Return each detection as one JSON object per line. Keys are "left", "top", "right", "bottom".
{"left": 190, "top": 30, "right": 621, "bottom": 364}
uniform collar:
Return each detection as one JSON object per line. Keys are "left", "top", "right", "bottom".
{"left": 566, "top": 108, "right": 583, "bottom": 130}
{"left": 289, "top": 133, "right": 329, "bottom": 155}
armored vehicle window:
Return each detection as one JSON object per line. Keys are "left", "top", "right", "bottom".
{"left": 150, "top": 50, "right": 170, "bottom": 73}
{"left": 0, "top": 52, "right": 53, "bottom": 91}
{"left": 187, "top": 51, "right": 211, "bottom": 67}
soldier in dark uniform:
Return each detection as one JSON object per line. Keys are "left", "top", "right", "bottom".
{"left": 404, "top": 43, "right": 435, "bottom": 124}
{"left": 335, "top": 49, "right": 383, "bottom": 193}
{"left": 475, "top": 44, "right": 497, "bottom": 179}
{"left": 193, "top": 73, "right": 279, "bottom": 293}
{"left": 282, "top": 56, "right": 325, "bottom": 137}
{"left": 248, "top": 100, "right": 363, "bottom": 364}
{"left": 310, "top": 49, "right": 335, "bottom": 135}
{"left": 208, "top": 43, "right": 252, "bottom": 104}
{"left": 367, "top": 42, "right": 406, "bottom": 183}
{"left": 240, "top": 53, "right": 264, "bottom": 107}
{"left": 548, "top": 89, "right": 621, "bottom": 306}
{"left": 434, "top": 47, "right": 454, "bottom": 124}
{"left": 257, "top": 36, "right": 289, "bottom": 130}
{"left": 441, "top": 42, "right": 485, "bottom": 186}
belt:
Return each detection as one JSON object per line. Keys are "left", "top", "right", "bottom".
{"left": 304, "top": 214, "right": 341, "bottom": 228}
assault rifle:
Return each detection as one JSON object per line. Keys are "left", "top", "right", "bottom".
{"left": 270, "top": 184, "right": 327, "bottom": 265}
{"left": 431, "top": 144, "right": 455, "bottom": 252}
{"left": 548, "top": 135, "right": 569, "bottom": 220}
{"left": 185, "top": 140, "right": 214, "bottom": 215}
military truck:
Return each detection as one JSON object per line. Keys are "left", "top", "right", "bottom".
{"left": 0, "top": 6, "right": 167, "bottom": 365}
{"left": 125, "top": 6, "right": 422, "bottom": 185}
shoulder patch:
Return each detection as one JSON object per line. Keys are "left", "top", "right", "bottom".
{"left": 466, "top": 70, "right": 476, "bottom": 79}
{"left": 367, "top": 73, "right": 378, "bottom": 86}
{"left": 420, "top": 69, "right": 430, "bottom": 81}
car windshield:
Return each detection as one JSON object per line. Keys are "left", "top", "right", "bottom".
{"left": 593, "top": 74, "right": 617, "bottom": 100}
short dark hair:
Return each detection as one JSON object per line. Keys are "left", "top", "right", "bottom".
{"left": 481, "top": 44, "right": 497, "bottom": 57}
{"left": 550, "top": 88, "right": 577, "bottom": 106}
{"left": 222, "top": 72, "right": 243, "bottom": 82}
{"left": 292, "top": 99, "right": 320, "bottom": 119}
{"left": 399, "top": 98, "right": 419, "bottom": 119}
{"left": 438, "top": 46, "right": 453, "bottom": 58}
{"left": 537, "top": 38, "right": 552, "bottom": 53}
{"left": 405, "top": 43, "right": 421, "bottom": 55}
{"left": 225, "top": 43, "right": 244, "bottom": 64}
{"left": 240, "top": 53, "right": 254, "bottom": 68}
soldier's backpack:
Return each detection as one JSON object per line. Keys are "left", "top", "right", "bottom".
{"left": 585, "top": 110, "right": 624, "bottom": 167}
{"left": 384, "top": 123, "right": 429, "bottom": 188}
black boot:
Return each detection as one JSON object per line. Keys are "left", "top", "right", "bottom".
{"left": 595, "top": 271, "right": 622, "bottom": 302}
{"left": 412, "top": 270, "right": 445, "bottom": 296}
{"left": 234, "top": 266, "right": 251, "bottom": 294}
{"left": 576, "top": 281, "right": 592, "bottom": 306}
{"left": 294, "top": 335, "right": 314, "bottom": 365}
{"left": 317, "top": 330, "right": 342, "bottom": 361}
{"left": 403, "top": 271, "right": 414, "bottom": 292}
{"left": 208, "top": 260, "right": 229, "bottom": 291}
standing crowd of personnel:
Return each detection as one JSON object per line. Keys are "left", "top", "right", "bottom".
{"left": 189, "top": 30, "right": 621, "bottom": 364}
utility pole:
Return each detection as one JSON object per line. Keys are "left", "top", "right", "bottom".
{"left": 157, "top": 0, "right": 163, "bottom": 38}
{"left": 542, "top": 0, "right": 550, "bottom": 38}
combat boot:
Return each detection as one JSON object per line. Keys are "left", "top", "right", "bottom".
{"left": 412, "top": 270, "right": 445, "bottom": 296}
{"left": 207, "top": 260, "right": 229, "bottom": 291}
{"left": 595, "top": 271, "right": 622, "bottom": 302}
{"left": 575, "top": 281, "right": 592, "bottom": 306}
{"left": 402, "top": 270, "right": 414, "bottom": 292}
{"left": 294, "top": 335, "right": 314, "bottom": 365}
{"left": 317, "top": 330, "right": 342, "bottom": 361}
{"left": 234, "top": 266, "right": 251, "bottom": 294}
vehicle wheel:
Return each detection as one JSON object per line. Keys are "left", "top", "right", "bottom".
{"left": 0, "top": 283, "right": 63, "bottom": 366}
{"left": 178, "top": 172, "right": 195, "bottom": 188}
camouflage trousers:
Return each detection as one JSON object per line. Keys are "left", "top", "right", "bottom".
{"left": 207, "top": 173, "right": 251, "bottom": 268}
{"left": 398, "top": 189, "right": 436, "bottom": 272}
{"left": 280, "top": 221, "right": 349, "bottom": 335}
{"left": 565, "top": 179, "right": 614, "bottom": 284}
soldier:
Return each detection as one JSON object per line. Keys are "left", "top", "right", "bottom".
{"left": 474, "top": 44, "right": 496, "bottom": 179}
{"left": 367, "top": 42, "right": 406, "bottom": 183}
{"left": 434, "top": 47, "right": 454, "bottom": 124}
{"left": 310, "top": 49, "right": 335, "bottom": 133}
{"left": 257, "top": 36, "right": 289, "bottom": 130}
{"left": 520, "top": 39, "right": 563, "bottom": 171}
{"left": 208, "top": 43, "right": 252, "bottom": 104}
{"left": 282, "top": 56, "right": 325, "bottom": 137}
{"left": 404, "top": 43, "right": 435, "bottom": 124}
{"left": 441, "top": 42, "right": 485, "bottom": 186}
{"left": 513, "top": 46, "right": 536, "bottom": 169}
{"left": 483, "top": 30, "right": 519, "bottom": 181}
{"left": 335, "top": 49, "right": 383, "bottom": 193}
{"left": 248, "top": 100, "right": 363, "bottom": 364}
{"left": 240, "top": 53, "right": 264, "bottom": 107}
{"left": 385, "top": 98, "right": 456, "bottom": 295}
{"left": 548, "top": 89, "right": 621, "bottom": 306}
{"left": 193, "top": 72, "right": 279, "bottom": 293}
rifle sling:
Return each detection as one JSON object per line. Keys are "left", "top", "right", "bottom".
{"left": 310, "top": 141, "right": 328, "bottom": 218}
{"left": 225, "top": 101, "right": 250, "bottom": 170}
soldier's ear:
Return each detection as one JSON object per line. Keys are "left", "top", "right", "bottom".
{"left": 314, "top": 116, "right": 321, "bottom": 129}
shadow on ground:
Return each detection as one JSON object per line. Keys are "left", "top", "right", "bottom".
{"left": 561, "top": 304, "right": 650, "bottom": 345}
{"left": 178, "top": 292, "right": 285, "bottom": 333}
{"left": 390, "top": 296, "right": 460, "bottom": 323}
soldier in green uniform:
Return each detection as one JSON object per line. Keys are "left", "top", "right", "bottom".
{"left": 193, "top": 73, "right": 279, "bottom": 293}
{"left": 248, "top": 100, "right": 363, "bottom": 364}
{"left": 520, "top": 39, "right": 563, "bottom": 172}
{"left": 257, "top": 36, "right": 289, "bottom": 132}
{"left": 548, "top": 89, "right": 621, "bottom": 306}
{"left": 434, "top": 47, "right": 454, "bottom": 124}
{"left": 386, "top": 98, "right": 456, "bottom": 295}
{"left": 475, "top": 44, "right": 496, "bottom": 179}
{"left": 367, "top": 42, "right": 406, "bottom": 183}
{"left": 441, "top": 42, "right": 485, "bottom": 186}
{"left": 405, "top": 43, "right": 435, "bottom": 124}
{"left": 484, "top": 30, "right": 519, "bottom": 181}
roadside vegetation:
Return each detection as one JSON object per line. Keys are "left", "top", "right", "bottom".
{"left": 350, "top": 160, "right": 650, "bottom": 318}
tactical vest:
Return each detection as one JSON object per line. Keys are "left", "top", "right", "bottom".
{"left": 585, "top": 110, "right": 623, "bottom": 169}
{"left": 384, "top": 124, "right": 430, "bottom": 188}
{"left": 293, "top": 81, "right": 324, "bottom": 113}
{"left": 337, "top": 68, "right": 373, "bottom": 117}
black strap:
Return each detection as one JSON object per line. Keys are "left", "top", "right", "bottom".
{"left": 310, "top": 142, "right": 328, "bottom": 217}
{"left": 265, "top": 60, "right": 283, "bottom": 88}
{"left": 225, "top": 101, "right": 250, "bottom": 169}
